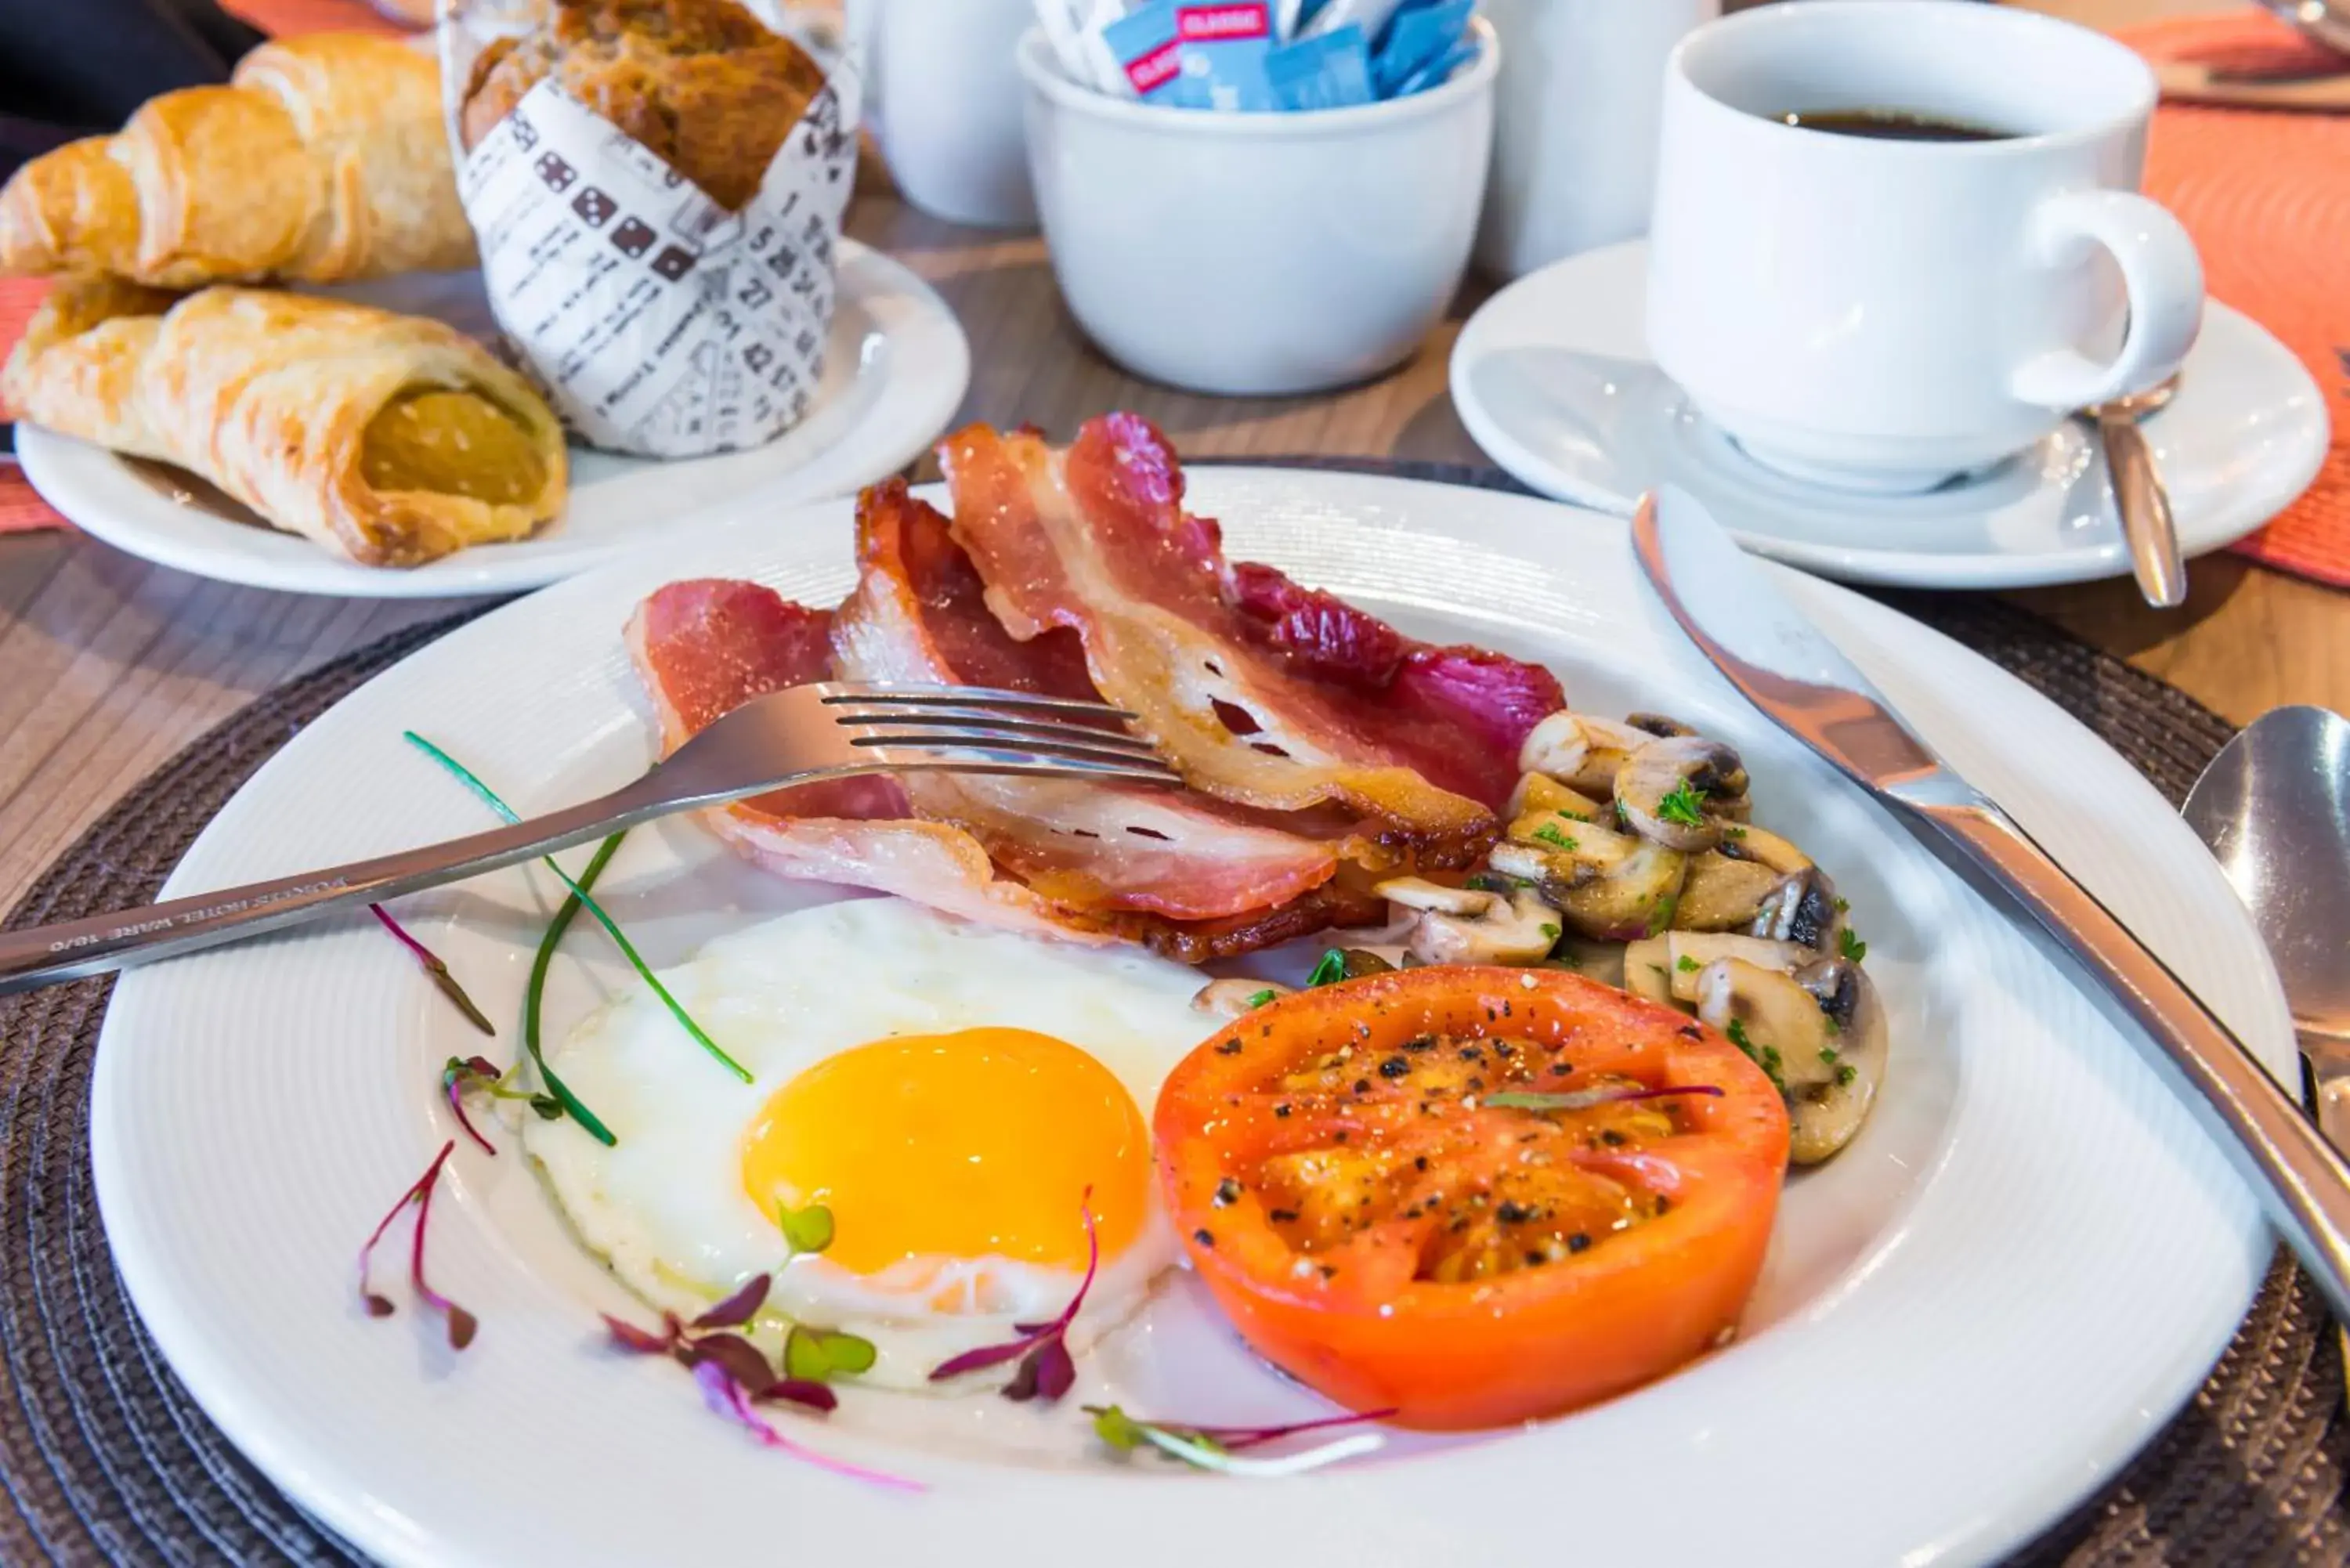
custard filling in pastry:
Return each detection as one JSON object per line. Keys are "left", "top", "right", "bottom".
{"left": 360, "top": 388, "right": 551, "bottom": 506}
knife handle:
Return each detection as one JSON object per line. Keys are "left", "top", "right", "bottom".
{"left": 1913, "top": 797, "right": 2350, "bottom": 1319}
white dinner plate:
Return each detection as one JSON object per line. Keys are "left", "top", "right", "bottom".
{"left": 90, "top": 469, "right": 2292, "bottom": 1568}
{"left": 1451, "top": 240, "right": 2330, "bottom": 590}
{"left": 15, "top": 241, "right": 970, "bottom": 599}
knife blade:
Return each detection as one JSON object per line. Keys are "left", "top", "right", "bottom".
{"left": 1633, "top": 485, "right": 2350, "bottom": 1319}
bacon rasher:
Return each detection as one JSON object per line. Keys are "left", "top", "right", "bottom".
{"left": 938, "top": 415, "right": 1562, "bottom": 862}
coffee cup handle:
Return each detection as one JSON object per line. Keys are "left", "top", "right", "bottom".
{"left": 2009, "top": 190, "right": 2204, "bottom": 410}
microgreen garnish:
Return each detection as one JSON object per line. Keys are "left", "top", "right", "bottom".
{"left": 357, "top": 1140, "right": 475, "bottom": 1349}
{"left": 1835, "top": 1063, "right": 1859, "bottom": 1086}
{"left": 1538, "top": 923, "right": 1561, "bottom": 942}
{"left": 1676, "top": 955, "right": 1701, "bottom": 974}
{"left": 928, "top": 1190, "right": 1096, "bottom": 1402}
{"left": 1085, "top": 1405, "right": 1394, "bottom": 1476}
{"left": 1465, "top": 872, "right": 1531, "bottom": 894}
{"left": 601, "top": 1277, "right": 837, "bottom": 1413}
{"left": 404, "top": 732, "right": 750, "bottom": 1085}
{"left": 371, "top": 904, "right": 495, "bottom": 1035}
{"left": 786, "top": 1324, "right": 879, "bottom": 1382}
{"left": 1838, "top": 927, "right": 1868, "bottom": 963}
{"left": 1531, "top": 823, "right": 1578, "bottom": 851}
{"left": 1833, "top": 896, "right": 1851, "bottom": 913}
{"left": 1484, "top": 1084, "right": 1726, "bottom": 1113}
{"left": 691, "top": 1360, "right": 922, "bottom": 1490}
{"left": 1246, "top": 988, "right": 1278, "bottom": 1010}
{"left": 776, "top": 1200, "right": 836, "bottom": 1255}
{"left": 1305, "top": 949, "right": 1347, "bottom": 988}
{"left": 441, "top": 1055, "right": 562, "bottom": 1156}
{"left": 1654, "top": 780, "right": 1708, "bottom": 828}
{"left": 1818, "top": 1046, "right": 1840, "bottom": 1065}
{"left": 522, "top": 833, "right": 621, "bottom": 1146}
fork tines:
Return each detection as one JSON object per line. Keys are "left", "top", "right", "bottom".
{"left": 822, "top": 683, "right": 1178, "bottom": 787}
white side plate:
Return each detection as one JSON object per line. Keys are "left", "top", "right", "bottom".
{"left": 16, "top": 242, "right": 971, "bottom": 598}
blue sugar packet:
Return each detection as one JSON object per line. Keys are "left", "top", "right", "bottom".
{"left": 1104, "top": 0, "right": 1188, "bottom": 103}
{"left": 1264, "top": 23, "right": 1373, "bottom": 111}
{"left": 1392, "top": 35, "right": 1477, "bottom": 96}
{"left": 1173, "top": 2, "right": 1278, "bottom": 111}
{"left": 1372, "top": 0, "right": 1473, "bottom": 98}
{"left": 1297, "top": 0, "right": 1406, "bottom": 44}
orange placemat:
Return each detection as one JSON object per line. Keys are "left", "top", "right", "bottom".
{"left": 2121, "top": 10, "right": 2350, "bottom": 588}
{"left": 0, "top": 0, "right": 401, "bottom": 535}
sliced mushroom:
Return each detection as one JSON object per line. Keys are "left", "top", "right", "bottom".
{"left": 1751, "top": 866, "right": 1842, "bottom": 952}
{"left": 1553, "top": 938, "right": 1629, "bottom": 990}
{"left": 1374, "top": 878, "right": 1563, "bottom": 966}
{"left": 1193, "top": 978, "right": 1296, "bottom": 1018}
{"left": 1509, "top": 771, "right": 1607, "bottom": 822}
{"left": 1518, "top": 712, "right": 1647, "bottom": 798}
{"left": 1785, "top": 959, "right": 1887, "bottom": 1164}
{"left": 1719, "top": 822, "right": 1812, "bottom": 875}
{"left": 1624, "top": 712, "right": 1697, "bottom": 739}
{"left": 1695, "top": 956, "right": 1885, "bottom": 1165}
{"left": 1614, "top": 736, "right": 1752, "bottom": 852}
{"left": 1673, "top": 851, "right": 1788, "bottom": 931}
{"left": 1621, "top": 935, "right": 1674, "bottom": 1006}
{"left": 1555, "top": 841, "right": 1688, "bottom": 942}
{"left": 1663, "top": 934, "right": 1811, "bottom": 1003}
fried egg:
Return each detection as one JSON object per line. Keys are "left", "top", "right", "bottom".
{"left": 523, "top": 898, "right": 1213, "bottom": 1389}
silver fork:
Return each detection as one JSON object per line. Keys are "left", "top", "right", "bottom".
{"left": 0, "top": 683, "right": 1177, "bottom": 995}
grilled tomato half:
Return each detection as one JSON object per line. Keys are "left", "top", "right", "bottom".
{"left": 1155, "top": 965, "right": 1789, "bottom": 1429}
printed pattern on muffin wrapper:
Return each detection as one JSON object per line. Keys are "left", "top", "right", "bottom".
{"left": 436, "top": 9, "right": 861, "bottom": 459}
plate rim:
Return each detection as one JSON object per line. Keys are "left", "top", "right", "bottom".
{"left": 14, "top": 240, "right": 972, "bottom": 600}
{"left": 1450, "top": 237, "right": 2330, "bottom": 590}
{"left": 86, "top": 466, "right": 2293, "bottom": 1568}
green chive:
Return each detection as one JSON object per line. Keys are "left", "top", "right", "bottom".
{"left": 407, "top": 732, "right": 752, "bottom": 1086}
{"left": 522, "top": 833, "right": 621, "bottom": 1146}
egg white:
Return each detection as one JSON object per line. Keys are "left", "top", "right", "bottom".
{"left": 522, "top": 898, "right": 1214, "bottom": 1389}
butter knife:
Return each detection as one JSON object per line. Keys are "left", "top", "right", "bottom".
{"left": 1632, "top": 486, "right": 2350, "bottom": 1319}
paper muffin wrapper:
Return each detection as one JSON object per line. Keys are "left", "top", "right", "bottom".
{"left": 437, "top": 2, "right": 861, "bottom": 459}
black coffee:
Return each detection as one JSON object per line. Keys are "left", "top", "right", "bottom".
{"left": 1776, "top": 108, "right": 2014, "bottom": 143}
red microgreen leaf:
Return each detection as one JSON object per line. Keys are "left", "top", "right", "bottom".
{"left": 683, "top": 1331, "right": 779, "bottom": 1395}
{"left": 928, "top": 1189, "right": 1097, "bottom": 1404}
{"left": 371, "top": 904, "right": 495, "bottom": 1036}
{"left": 358, "top": 1140, "right": 475, "bottom": 1350}
{"left": 759, "top": 1378, "right": 841, "bottom": 1413}
{"left": 405, "top": 1141, "right": 475, "bottom": 1349}
{"left": 602, "top": 1313, "right": 678, "bottom": 1355}
{"left": 689, "top": 1359, "right": 924, "bottom": 1491}
{"left": 691, "top": 1274, "right": 771, "bottom": 1331}
{"left": 439, "top": 1057, "right": 499, "bottom": 1157}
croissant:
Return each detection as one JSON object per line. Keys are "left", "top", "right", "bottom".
{"left": 0, "top": 34, "right": 473, "bottom": 287}
{"left": 3, "top": 280, "right": 568, "bottom": 567}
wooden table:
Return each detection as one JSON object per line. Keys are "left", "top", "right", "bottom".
{"left": 0, "top": 0, "right": 2335, "bottom": 917}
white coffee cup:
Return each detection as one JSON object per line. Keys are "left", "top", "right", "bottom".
{"left": 1646, "top": 0, "right": 2203, "bottom": 495}
{"left": 844, "top": 0, "right": 1039, "bottom": 229}
{"left": 1475, "top": 0, "right": 1719, "bottom": 281}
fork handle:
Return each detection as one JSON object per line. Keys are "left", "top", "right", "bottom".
{"left": 0, "top": 779, "right": 675, "bottom": 995}
{"left": 1913, "top": 797, "right": 2350, "bottom": 1320}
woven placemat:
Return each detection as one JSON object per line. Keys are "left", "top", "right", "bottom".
{"left": 0, "top": 457, "right": 2342, "bottom": 1566}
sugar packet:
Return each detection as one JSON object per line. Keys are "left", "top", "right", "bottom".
{"left": 1104, "top": 1, "right": 1189, "bottom": 103}
{"left": 1265, "top": 23, "right": 1373, "bottom": 111}
{"left": 1297, "top": 0, "right": 1408, "bottom": 45}
{"left": 1035, "top": 0, "right": 1139, "bottom": 96}
{"left": 1175, "top": 2, "right": 1277, "bottom": 111}
{"left": 1371, "top": 0, "right": 1473, "bottom": 97}
{"left": 436, "top": 0, "right": 860, "bottom": 458}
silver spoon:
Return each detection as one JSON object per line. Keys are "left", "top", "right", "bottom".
{"left": 2257, "top": 0, "right": 2350, "bottom": 55}
{"left": 2085, "top": 375, "right": 2186, "bottom": 609}
{"left": 2184, "top": 705, "right": 2350, "bottom": 1397}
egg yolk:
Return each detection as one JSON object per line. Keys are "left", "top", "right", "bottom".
{"left": 741, "top": 1028, "right": 1151, "bottom": 1276}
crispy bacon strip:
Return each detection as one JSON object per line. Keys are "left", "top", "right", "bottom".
{"left": 938, "top": 416, "right": 1561, "bottom": 857}
{"left": 627, "top": 577, "right": 1376, "bottom": 960}
{"left": 834, "top": 483, "right": 1340, "bottom": 921}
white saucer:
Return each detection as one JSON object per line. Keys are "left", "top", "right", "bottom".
{"left": 15, "top": 241, "right": 971, "bottom": 599}
{"left": 1450, "top": 240, "right": 2330, "bottom": 590}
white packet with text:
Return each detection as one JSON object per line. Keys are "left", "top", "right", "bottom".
{"left": 437, "top": 1, "right": 861, "bottom": 458}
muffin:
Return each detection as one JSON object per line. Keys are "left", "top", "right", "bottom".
{"left": 460, "top": 0, "right": 828, "bottom": 212}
